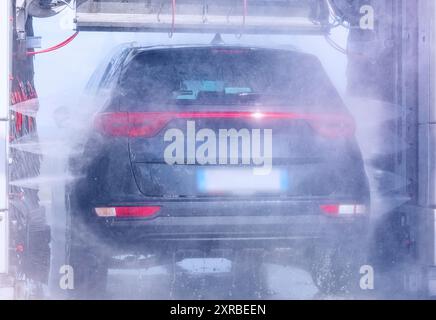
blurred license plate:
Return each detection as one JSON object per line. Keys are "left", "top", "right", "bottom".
{"left": 197, "top": 168, "right": 288, "bottom": 194}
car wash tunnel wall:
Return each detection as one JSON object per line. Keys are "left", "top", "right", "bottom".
{"left": 0, "top": 0, "right": 436, "bottom": 299}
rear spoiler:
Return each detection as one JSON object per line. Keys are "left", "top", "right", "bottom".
{"left": 75, "top": 0, "right": 331, "bottom": 35}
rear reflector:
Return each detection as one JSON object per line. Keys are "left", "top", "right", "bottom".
{"left": 95, "top": 206, "right": 161, "bottom": 218}
{"left": 320, "top": 204, "right": 367, "bottom": 217}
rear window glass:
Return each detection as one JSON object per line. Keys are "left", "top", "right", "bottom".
{"left": 117, "top": 48, "right": 345, "bottom": 111}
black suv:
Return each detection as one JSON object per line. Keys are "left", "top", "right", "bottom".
{"left": 66, "top": 44, "right": 370, "bottom": 298}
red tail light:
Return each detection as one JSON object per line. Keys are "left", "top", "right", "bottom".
{"left": 94, "top": 112, "right": 171, "bottom": 137}
{"left": 95, "top": 206, "right": 161, "bottom": 218}
{"left": 94, "top": 111, "right": 355, "bottom": 138}
{"left": 128, "top": 113, "right": 172, "bottom": 137}
{"left": 94, "top": 112, "right": 130, "bottom": 136}
{"left": 320, "top": 204, "right": 367, "bottom": 217}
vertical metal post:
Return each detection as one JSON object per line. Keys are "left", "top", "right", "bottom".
{"left": 0, "top": 0, "right": 11, "bottom": 275}
{"left": 418, "top": 0, "right": 436, "bottom": 297}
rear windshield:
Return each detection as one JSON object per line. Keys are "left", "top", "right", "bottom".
{"left": 117, "top": 47, "right": 345, "bottom": 111}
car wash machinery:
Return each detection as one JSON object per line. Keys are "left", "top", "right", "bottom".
{"left": 1, "top": 0, "right": 436, "bottom": 298}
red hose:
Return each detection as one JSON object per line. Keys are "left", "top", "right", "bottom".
{"left": 26, "top": 31, "right": 79, "bottom": 56}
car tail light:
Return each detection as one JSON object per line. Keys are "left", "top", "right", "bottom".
{"left": 94, "top": 111, "right": 355, "bottom": 138}
{"left": 128, "top": 113, "right": 172, "bottom": 137}
{"left": 94, "top": 112, "right": 171, "bottom": 137}
{"left": 320, "top": 204, "right": 367, "bottom": 217}
{"left": 95, "top": 206, "right": 161, "bottom": 218}
{"left": 94, "top": 112, "right": 130, "bottom": 136}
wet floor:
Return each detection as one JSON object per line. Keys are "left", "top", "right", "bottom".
{"left": 105, "top": 262, "right": 319, "bottom": 300}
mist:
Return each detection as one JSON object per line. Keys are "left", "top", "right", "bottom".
{"left": 14, "top": 6, "right": 411, "bottom": 300}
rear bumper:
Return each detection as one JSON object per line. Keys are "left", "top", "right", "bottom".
{"left": 77, "top": 199, "right": 370, "bottom": 251}
{"left": 98, "top": 216, "right": 368, "bottom": 249}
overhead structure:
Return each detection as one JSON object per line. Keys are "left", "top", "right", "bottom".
{"left": 74, "top": 0, "right": 330, "bottom": 34}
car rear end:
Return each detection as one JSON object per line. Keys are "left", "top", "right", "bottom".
{"left": 69, "top": 46, "right": 370, "bottom": 252}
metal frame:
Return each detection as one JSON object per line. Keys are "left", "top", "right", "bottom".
{"left": 75, "top": 0, "right": 330, "bottom": 34}
{"left": 417, "top": 0, "right": 436, "bottom": 297}
{"left": 75, "top": 13, "right": 327, "bottom": 34}
{"left": 0, "top": 0, "right": 11, "bottom": 275}
{"left": 418, "top": 1, "right": 436, "bottom": 210}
